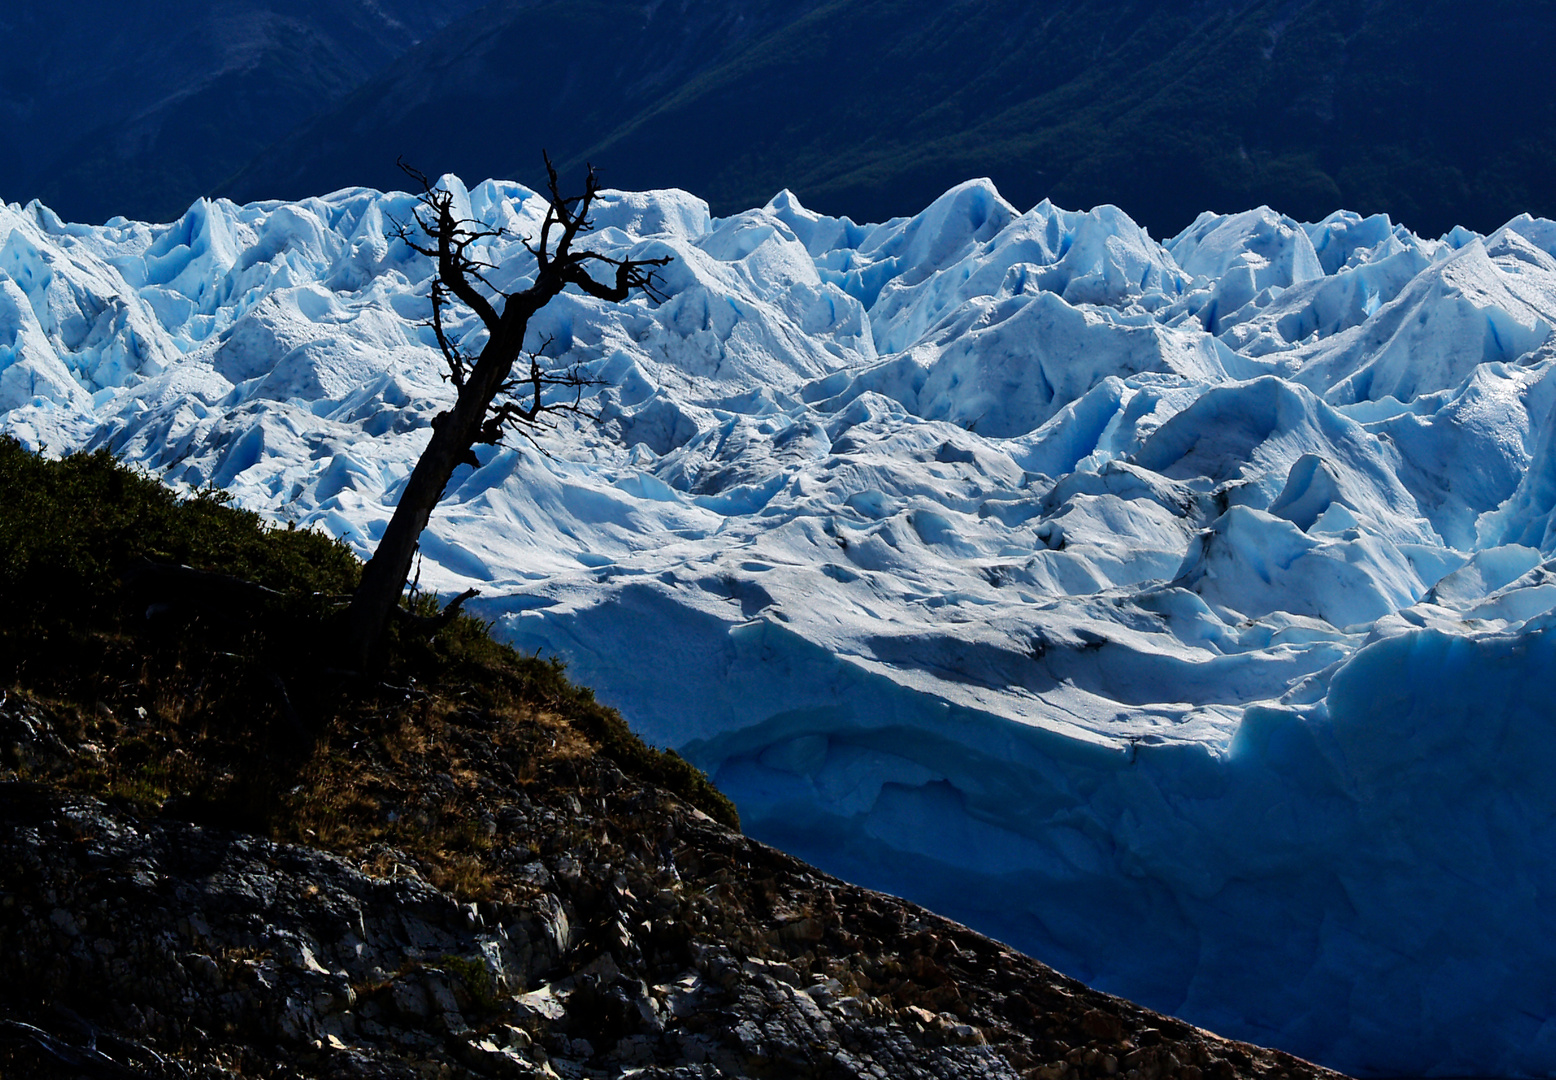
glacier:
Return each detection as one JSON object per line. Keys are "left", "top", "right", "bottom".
{"left": 6, "top": 178, "right": 1556, "bottom": 1075}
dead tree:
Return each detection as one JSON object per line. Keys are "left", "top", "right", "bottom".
{"left": 342, "top": 158, "right": 671, "bottom": 670}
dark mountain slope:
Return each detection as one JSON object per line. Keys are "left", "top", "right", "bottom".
{"left": 224, "top": 0, "right": 1556, "bottom": 237}
{"left": 222, "top": 0, "right": 829, "bottom": 211}
{"left": 0, "top": 0, "right": 485, "bottom": 224}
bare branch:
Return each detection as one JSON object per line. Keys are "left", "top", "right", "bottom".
{"left": 426, "top": 279, "right": 468, "bottom": 387}
{"left": 397, "top": 159, "right": 503, "bottom": 334}
{"left": 560, "top": 252, "right": 674, "bottom": 303}
{"left": 396, "top": 158, "right": 435, "bottom": 194}
{"left": 345, "top": 156, "right": 675, "bottom": 668}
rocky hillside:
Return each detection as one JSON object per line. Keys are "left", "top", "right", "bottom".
{"left": 0, "top": 440, "right": 1345, "bottom": 1078}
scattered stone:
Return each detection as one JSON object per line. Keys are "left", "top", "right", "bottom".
{"left": 0, "top": 691, "right": 1350, "bottom": 1080}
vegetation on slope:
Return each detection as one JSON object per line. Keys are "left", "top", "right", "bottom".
{"left": 0, "top": 442, "right": 1354, "bottom": 1080}
{"left": 0, "top": 435, "right": 737, "bottom": 898}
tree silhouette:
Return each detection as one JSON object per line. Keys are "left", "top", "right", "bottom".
{"left": 343, "top": 158, "right": 670, "bottom": 669}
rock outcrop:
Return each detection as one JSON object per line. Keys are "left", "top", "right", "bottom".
{"left": 0, "top": 694, "right": 1345, "bottom": 1080}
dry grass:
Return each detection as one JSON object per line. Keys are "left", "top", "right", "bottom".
{"left": 0, "top": 437, "right": 737, "bottom": 911}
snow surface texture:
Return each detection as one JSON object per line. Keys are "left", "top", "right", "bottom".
{"left": 6, "top": 181, "right": 1556, "bottom": 1076}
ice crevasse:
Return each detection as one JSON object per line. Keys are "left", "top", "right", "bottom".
{"left": 9, "top": 177, "right": 1556, "bottom": 1075}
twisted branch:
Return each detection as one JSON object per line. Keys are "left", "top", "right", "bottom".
{"left": 396, "top": 155, "right": 667, "bottom": 446}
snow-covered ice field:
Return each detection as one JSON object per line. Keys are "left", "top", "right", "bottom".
{"left": 6, "top": 176, "right": 1556, "bottom": 1075}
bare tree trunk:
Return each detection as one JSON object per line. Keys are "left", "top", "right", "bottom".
{"left": 340, "top": 402, "right": 478, "bottom": 671}
{"left": 341, "top": 292, "right": 548, "bottom": 671}
{"left": 338, "top": 161, "right": 669, "bottom": 670}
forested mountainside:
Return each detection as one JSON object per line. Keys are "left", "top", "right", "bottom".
{"left": 0, "top": 0, "right": 484, "bottom": 224}
{"left": 8, "top": 0, "right": 1552, "bottom": 235}
{"left": 220, "top": 0, "right": 1556, "bottom": 237}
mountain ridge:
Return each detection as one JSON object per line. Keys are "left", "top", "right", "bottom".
{"left": 12, "top": 0, "right": 1555, "bottom": 237}
{"left": 220, "top": 0, "right": 1556, "bottom": 237}
{"left": 0, "top": 0, "right": 486, "bottom": 224}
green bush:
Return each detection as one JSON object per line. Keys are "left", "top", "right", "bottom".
{"left": 0, "top": 436, "right": 360, "bottom": 627}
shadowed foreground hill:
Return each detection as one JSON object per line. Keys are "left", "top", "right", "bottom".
{"left": 0, "top": 441, "right": 1349, "bottom": 1077}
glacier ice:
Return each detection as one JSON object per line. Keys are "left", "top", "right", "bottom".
{"left": 9, "top": 176, "right": 1556, "bottom": 1075}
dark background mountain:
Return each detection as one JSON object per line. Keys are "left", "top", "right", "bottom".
{"left": 0, "top": 0, "right": 485, "bottom": 224}
{"left": 7, "top": 0, "right": 1556, "bottom": 237}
